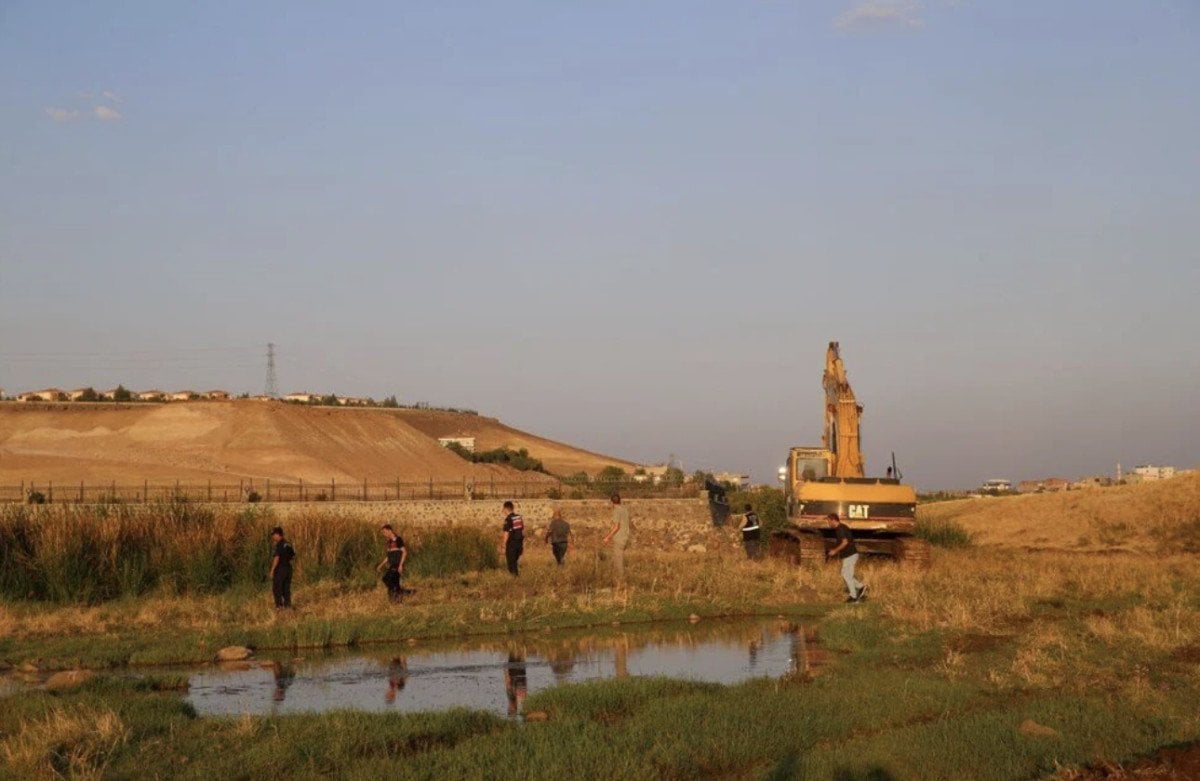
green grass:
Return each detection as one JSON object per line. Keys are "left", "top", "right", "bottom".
{"left": 3, "top": 608, "right": 1198, "bottom": 781}
{"left": 914, "top": 517, "right": 972, "bottom": 548}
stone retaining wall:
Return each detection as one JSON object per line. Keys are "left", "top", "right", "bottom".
{"left": 261, "top": 498, "right": 742, "bottom": 553}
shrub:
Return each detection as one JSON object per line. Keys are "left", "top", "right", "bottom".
{"left": 726, "top": 487, "right": 788, "bottom": 533}
{"left": 914, "top": 518, "right": 972, "bottom": 548}
{"left": 27, "top": 491, "right": 46, "bottom": 505}
{"left": 408, "top": 528, "right": 499, "bottom": 578}
{"left": 246, "top": 491, "right": 262, "bottom": 503}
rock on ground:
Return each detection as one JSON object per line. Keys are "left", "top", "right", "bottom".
{"left": 216, "top": 646, "right": 253, "bottom": 662}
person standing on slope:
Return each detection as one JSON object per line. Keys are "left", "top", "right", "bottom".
{"left": 501, "top": 501, "right": 525, "bottom": 576}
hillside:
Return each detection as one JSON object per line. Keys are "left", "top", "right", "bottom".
{"left": 394, "top": 408, "right": 638, "bottom": 477}
{"left": 0, "top": 401, "right": 633, "bottom": 486}
{"left": 920, "top": 472, "right": 1200, "bottom": 552}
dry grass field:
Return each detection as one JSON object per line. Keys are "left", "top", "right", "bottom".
{"left": 920, "top": 472, "right": 1200, "bottom": 553}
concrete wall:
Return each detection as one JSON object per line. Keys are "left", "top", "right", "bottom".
{"left": 264, "top": 498, "right": 742, "bottom": 553}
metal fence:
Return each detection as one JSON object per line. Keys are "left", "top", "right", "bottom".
{"left": 3, "top": 477, "right": 702, "bottom": 504}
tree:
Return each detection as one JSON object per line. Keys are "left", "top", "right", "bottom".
{"left": 381, "top": 395, "right": 399, "bottom": 408}
{"left": 663, "top": 466, "right": 685, "bottom": 487}
{"left": 113, "top": 385, "right": 132, "bottom": 402}
{"left": 79, "top": 387, "right": 99, "bottom": 402}
{"left": 597, "top": 465, "right": 626, "bottom": 485}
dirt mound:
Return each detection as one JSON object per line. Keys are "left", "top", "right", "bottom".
{"left": 920, "top": 473, "right": 1200, "bottom": 552}
{"left": 0, "top": 401, "right": 632, "bottom": 485}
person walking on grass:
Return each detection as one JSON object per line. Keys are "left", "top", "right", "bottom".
{"left": 376, "top": 524, "right": 408, "bottom": 603}
{"left": 545, "top": 508, "right": 572, "bottom": 565}
{"left": 602, "top": 493, "right": 631, "bottom": 586}
{"left": 826, "top": 513, "right": 867, "bottom": 602}
{"left": 501, "top": 501, "right": 525, "bottom": 576}
{"left": 269, "top": 526, "right": 295, "bottom": 609}
{"left": 740, "top": 503, "right": 761, "bottom": 560}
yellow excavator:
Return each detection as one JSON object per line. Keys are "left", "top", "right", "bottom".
{"left": 769, "top": 342, "right": 929, "bottom": 567}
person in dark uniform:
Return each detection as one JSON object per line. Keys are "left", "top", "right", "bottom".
{"left": 826, "top": 513, "right": 867, "bottom": 602}
{"left": 376, "top": 524, "right": 408, "bottom": 603}
{"left": 740, "top": 503, "right": 762, "bottom": 560}
{"left": 268, "top": 526, "right": 295, "bottom": 609}
{"left": 501, "top": 501, "right": 525, "bottom": 576}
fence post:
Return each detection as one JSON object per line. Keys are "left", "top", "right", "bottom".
{"left": 48, "top": 480, "right": 54, "bottom": 504}
{"left": 363, "top": 477, "right": 368, "bottom": 501}
{"left": 207, "top": 480, "right": 212, "bottom": 502}
{"left": 79, "top": 480, "right": 84, "bottom": 503}
{"left": 299, "top": 479, "right": 304, "bottom": 502}
{"left": 266, "top": 479, "right": 271, "bottom": 502}
{"left": 428, "top": 476, "right": 433, "bottom": 499}
{"left": 331, "top": 478, "right": 336, "bottom": 502}
{"left": 396, "top": 477, "right": 400, "bottom": 499}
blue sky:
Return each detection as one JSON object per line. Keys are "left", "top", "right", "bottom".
{"left": 2, "top": 1, "right": 1198, "bottom": 488}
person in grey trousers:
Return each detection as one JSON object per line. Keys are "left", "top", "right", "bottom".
{"left": 826, "top": 513, "right": 867, "bottom": 602}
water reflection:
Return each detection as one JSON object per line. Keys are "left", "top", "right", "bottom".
{"left": 382, "top": 657, "right": 406, "bottom": 704}
{"left": 504, "top": 652, "right": 528, "bottom": 716}
{"left": 185, "top": 619, "right": 824, "bottom": 718}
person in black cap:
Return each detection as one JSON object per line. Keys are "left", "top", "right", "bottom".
{"left": 376, "top": 524, "right": 408, "bottom": 603}
{"left": 268, "top": 526, "right": 295, "bottom": 609}
{"left": 501, "top": 501, "right": 525, "bottom": 576}
{"left": 740, "top": 503, "right": 762, "bottom": 560}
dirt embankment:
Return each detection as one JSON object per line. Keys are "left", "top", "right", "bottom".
{"left": 0, "top": 401, "right": 634, "bottom": 485}
{"left": 920, "top": 472, "right": 1200, "bottom": 552}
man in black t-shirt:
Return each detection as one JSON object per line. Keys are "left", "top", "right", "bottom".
{"left": 376, "top": 524, "right": 408, "bottom": 603}
{"left": 501, "top": 501, "right": 525, "bottom": 576}
{"left": 740, "top": 503, "right": 762, "bottom": 560}
{"left": 269, "top": 526, "right": 295, "bottom": 609}
{"left": 826, "top": 513, "right": 867, "bottom": 602}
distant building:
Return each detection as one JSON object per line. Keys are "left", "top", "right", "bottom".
{"left": 285, "top": 392, "right": 318, "bottom": 403}
{"left": 167, "top": 390, "right": 197, "bottom": 402}
{"left": 337, "top": 396, "right": 373, "bottom": 407}
{"left": 1018, "top": 478, "right": 1069, "bottom": 494}
{"left": 98, "top": 388, "right": 120, "bottom": 400}
{"left": 1128, "top": 465, "right": 1176, "bottom": 483}
{"left": 1071, "top": 475, "right": 1113, "bottom": 490}
{"left": 66, "top": 388, "right": 93, "bottom": 401}
{"left": 980, "top": 479, "right": 1012, "bottom": 493}
{"left": 438, "top": 436, "right": 476, "bottom": 452}
{"left": 633, "top": 464, "right": 672, "bottom": 484}
{"left": 713, "top": 471, "right": 751, "bottom": 489}
{"left": 203, "top": 390, "right": 230, "bottom": 400}
{"left": 17, "top": 389, "right": 64, "bottom": 402}
{"left": 136, "top": 390, "right": 165, "bottom": 402}
{"left": 248, "top": 394, "right": 275, "bottom": 402}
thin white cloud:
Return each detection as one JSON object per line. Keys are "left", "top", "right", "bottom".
{"left": 45, "top": 107, "right": 81, "bottom": 122}
{"left": 102, "top": 90, "right": 122, "bottom": 103}
{"left": 93, "top": 105, "right": 122, "bottom": 121}
{"left": 835, "top": 1, "right": 924, "bottom": 31}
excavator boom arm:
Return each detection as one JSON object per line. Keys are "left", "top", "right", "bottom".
{"left": 821, "top": 342, "right": 865, "bottom": 478}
